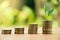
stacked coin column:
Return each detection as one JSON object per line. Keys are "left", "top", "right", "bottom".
{"left": 28, "top": 24, "right": 38, "bottom": 34}
{"left": 43, "top": 21, "right": 52, "bottom": 34}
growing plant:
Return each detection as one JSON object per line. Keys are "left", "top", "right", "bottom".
{"left": 42, "top": 3, "right": 55, "bottom": 21}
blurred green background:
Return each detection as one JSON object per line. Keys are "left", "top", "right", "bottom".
{"left": 0, "top": 0, "right": 60, "bottom": 27}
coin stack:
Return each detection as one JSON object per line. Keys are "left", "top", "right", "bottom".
{"left": 43, "top": 21, "right": 52, "bottom": 34}
{"left": 28, "top": 24, "right": 38, "bottom": 34}
{"left": 15, "top": 28, "right": 24, "bottom": 34}
{"left": 2, "top": 30, "right": 11, "bottom": 34}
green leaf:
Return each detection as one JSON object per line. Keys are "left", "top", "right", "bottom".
{"left": 48, "top": 8, "right": 54, "bottom": 16}
{"left": 44, "top": 6, "right": 49, "bottom": 15}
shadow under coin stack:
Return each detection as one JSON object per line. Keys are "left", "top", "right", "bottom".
{"left": 15, "top": 28, "right": 24, "bottom": 34}
{"left": 28, "top": 24, "right": 38, "bottom": 34}
{"left": 2, "top": 30, "right": 11, "bottom": 34}
{"left": 43, "top": 21, "right": 52, "bottom": 34}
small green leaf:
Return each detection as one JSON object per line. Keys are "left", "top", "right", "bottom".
{"left": 44, "top": 6, "right": 49, "bottom": 15}
{"left": 48, "top": 8, "right": 54, "bottom": 16}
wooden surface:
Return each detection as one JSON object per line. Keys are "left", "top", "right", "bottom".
{"left": 0, "top": 27, "right": 60, "bottom": 40}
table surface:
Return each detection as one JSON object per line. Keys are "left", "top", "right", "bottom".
{"left": 0, "top": 27, "right": 60, "bottom": 40}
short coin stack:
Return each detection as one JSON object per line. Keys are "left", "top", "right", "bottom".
{"left": 15, "top": 28, "right": 24, "bottom": 34}
{"left": 2, "top": 30, "right": 11, "bottom": 34}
